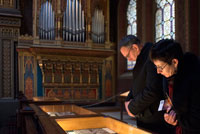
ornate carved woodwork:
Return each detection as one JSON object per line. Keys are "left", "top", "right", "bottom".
{"left": 0, "top": 0, "right": 15, "bottom": 8}
{"left": 2, "top": 40, "right": 12, "bottom": 97}
{"left": 37, "top": 56, "right": 103, "bottom": 100}
{"left": 0, "top": 1, "right": 21, "bottom": 98}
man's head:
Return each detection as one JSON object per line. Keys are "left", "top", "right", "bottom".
{"left": 119, "top": 35, "right": 142, "bottom": 61}
{"left": 149, "top": 39, "right": 183, "bottom": 78}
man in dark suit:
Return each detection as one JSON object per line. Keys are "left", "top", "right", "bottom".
{"left": 119, "top": 35, "right": 172, "bottom": 134}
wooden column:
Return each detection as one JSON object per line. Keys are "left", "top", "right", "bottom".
{"left": 105, "top": 0, "right": 110, "bottom": 45}
{"left": 86, "top": 0, "right": 92, "bottom": 45}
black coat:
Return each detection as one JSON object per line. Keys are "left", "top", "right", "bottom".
{"left": 163, "top": 53, "right": 200, "bottom": 134}
{"left": 126, "top": 43, "right": 165, "bottom": 124}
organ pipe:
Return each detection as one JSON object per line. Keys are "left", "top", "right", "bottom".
{"left": 63, "top": 0, "right": 85, "bottom": 42}
{"left": 39, "top": 0, "right": 55, "bottom": 40}
{"left": 92, "top": 9, "right": 105, "bottom": 44}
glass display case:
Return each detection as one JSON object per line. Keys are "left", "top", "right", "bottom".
{"left": 56, "top": 116, "right": 152, "bottom": 134}
{"left": 39, "top": 104, "right": 97, "bottom": 117}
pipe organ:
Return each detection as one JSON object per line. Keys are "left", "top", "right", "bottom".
{"left": 92, "top": 9, "right": 105, "bottom": 44}
{"left": 17, "top": 0, "right": 115, "bottom": 102}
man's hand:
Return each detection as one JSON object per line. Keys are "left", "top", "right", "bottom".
{"left": 125, "top": 100, "right": 135, "bottom": 117}
{"left": 164, "top": 107, "right": 178, "bottom": 126}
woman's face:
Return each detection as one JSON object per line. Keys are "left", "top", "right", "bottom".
{"left": 153, "top": 59, "right": 178, "bottom": 78}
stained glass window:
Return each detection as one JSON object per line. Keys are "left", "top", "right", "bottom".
{"left": 127, "top": 0, "right": 137, "bottom": 70}
{"left": 155, "top": 0, "right": 175, "bottom": 42}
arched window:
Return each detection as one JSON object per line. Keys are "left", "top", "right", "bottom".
{"left": 127, "top": 0, "right": 137, "bottom": 70}
{"left": 155, "top": 0, "right": 175, "bottom": 42}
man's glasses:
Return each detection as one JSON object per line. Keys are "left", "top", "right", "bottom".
{"left": 155, "top": 63, "right": 168, "bottom": 72}
{"left": 125, "top": 46, "right": 132, "bottom": 58}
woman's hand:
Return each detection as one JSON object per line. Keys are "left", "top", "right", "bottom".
{"left": 164, "top": 107, "right": 178, "bottom": 126}
{"left": 125, "top": 100, "right": 135, "bottom": 117}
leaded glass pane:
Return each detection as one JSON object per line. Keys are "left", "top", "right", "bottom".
{"left": 127, "top": 0, "right": 137, "bottom": 26}
{"left": 164, "top": 4, "right": 170, "bottom": 21}
{"left": 156, "top": 24, "right": 162, "bottom": 38}
{"left": 156, "top": 9, "right": 162, "bottom": 25}
{"left": 164, "top": 20, "right": 170, "bottom": 35}
{"left": 127, "top": 61, "right": 136, "bottom": 70}
{"left": 168, "top": 0, "right": 174, "bottom": 4}
{"left": 155, "top": 0, "right": 175, "bottom": 42}
{"left": 127, "top": 0, "right": 137, "bottom": 70}
{"left": 172, "top": 2, "right": 175, "bottom": 17}
{"left": 172, "top": 19, "right": 175, "bottom": 32}
{"left": 156, "top": 37, "right": 162, "bottom": 42}
{"left": 157, "top": 0, "right": 162, "bottom": 5}
{"left": 170, "top": 31, "right": 174, "bottom": 36}
{"left": 132, "top": 22, "right": 137, "bottom": 35}
{"left": 127, "top": 25, "right": 132, "bottom": 35}
{"left": 165, "top": 35, "right": 171, "bottom": 39}
{"left": 160, "top": 0, "right": 166, "bottom": 8}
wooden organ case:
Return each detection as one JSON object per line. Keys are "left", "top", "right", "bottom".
{"left": 17, "top": 0, "right": 115, "bottom": 102}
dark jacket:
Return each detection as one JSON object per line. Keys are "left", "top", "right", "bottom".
{"left": 163, "top": 53, "right": 200, "bottom": 134}
{"left": 126, "top": 43, "right": 165, "bottom": 123}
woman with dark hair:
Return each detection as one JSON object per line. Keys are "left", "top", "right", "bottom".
{"left": 150, "top": 39, "right": 200, "bottom": 134}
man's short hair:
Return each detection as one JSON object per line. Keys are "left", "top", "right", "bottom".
{"left": 150, "top": 39, "right": 183, "bottom": 64}
{"left": 119, "top": 35, "right": 140, "bottom": 48}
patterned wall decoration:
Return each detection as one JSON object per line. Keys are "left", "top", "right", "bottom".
{"left": 90, "top": 64, "right": 98, "bottom": 84}
{"left": 0, "top": 17, "right": 21, "bottom": 27}
{"left": 0, "top": 27, "right": 19, "bottom": 38}
{"left": 45, "top": 88, "right": 56, "bottom": 97}
{"left": 45, "top": 88, "right": 97, "bottom": 100}
{"left": 54, "top": 63, "right": 62, "bottom": 83}
{"left": 0, "top": 0, "right": 14, "bottom": 8}
{"left": 0, "top": 17, "right": 20, "bottom": 40}
{"left": 44, "top": 63, "right": 53, "bottom": 83}
{"left": 24, "top": 56, "right": 34, "bottom": 99}
{"left": 82, "top": 63, "right": 89, "bottom": 83}
{"left": 0, "top": 3, "right": 21, "bottom": 98}
{"left": 63, "top": 63, "right": 72, "bottom": 83}
{"left": 104, "top": 60, "right": 112, "bottom": 98}
{"left": 2, "top": 40, "right": 12, "bottom": 97}
{"left": 88, "top": 88, "right": 96, "bottom": 99}
{"left": 73, "top": 63, "right": 81, "bottom": 83}
{"left": 64, "top": 89, "right": 71, "bottom": 99}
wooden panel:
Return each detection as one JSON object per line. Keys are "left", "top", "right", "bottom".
{"left": 33, "top": 97, "right": 60, "bottom": 102}
{"left": 38, "top": 116, "right": 66, "bottom": 134}
{"left": 29, "top": 103, "right": 46, "bottom": 116}
{"left": 44, "top": 88, "right": 98, "bottom": 100}
{"left": 24, "top": 47, "right": 115, "bottom": 58}
{"left": 25, "top": 115, "right": 39, "bottom": 134}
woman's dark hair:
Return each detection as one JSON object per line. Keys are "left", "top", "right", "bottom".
{"left": 150, "top": 39, "right": 183, "bottom": 65}
{"left": 119, "top": 35, "right": 140, "bottom": 48}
